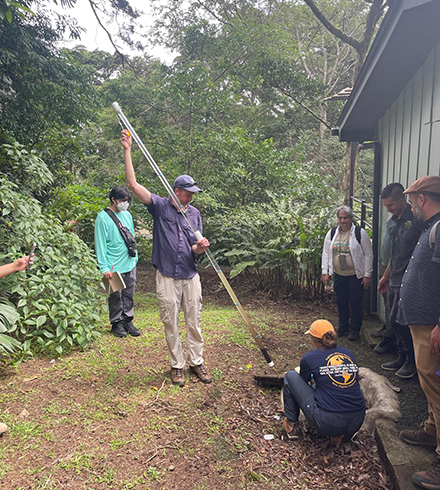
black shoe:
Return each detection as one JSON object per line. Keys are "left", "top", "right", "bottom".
{"left": 396, "top": 360, "right": 417, "bottom": 379}
{"left": 348, "top": 330, "right": 360, "bottom": 341}
{"left": 371, "top": 325, "right": 386, "bottom": 339}
{"left": 336, "top": 328, "right": 349, "bottom": 337}
{"left": 381, "top": 356, "right": 405, "bottom": 371}
{"left": 124, "top": 321, "right": 140, "bottom": 337}
{"left": 111, "top": 321, "right": 128, "bottom": 338}
{"left": 374, "top": 337, "right": 393, "bottom": 354}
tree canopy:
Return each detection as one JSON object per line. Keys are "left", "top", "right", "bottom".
{"left": 0, "top": 0, "right": 382, "bottom": 358}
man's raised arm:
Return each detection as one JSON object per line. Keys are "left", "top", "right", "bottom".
{"left": 120, "top": 130, "right": 152, "bottom": 205}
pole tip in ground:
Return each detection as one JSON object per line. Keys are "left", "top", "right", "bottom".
{"left": 268, "top": 361, "right": 274, "bottom": 368}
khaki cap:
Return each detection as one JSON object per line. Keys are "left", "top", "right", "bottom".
{"left": 404, "top": 175, "right": 440, "bottom": 195}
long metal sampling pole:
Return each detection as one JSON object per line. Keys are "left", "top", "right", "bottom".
{"left": 112, "top": 102, "right": 274, "bottom": 367}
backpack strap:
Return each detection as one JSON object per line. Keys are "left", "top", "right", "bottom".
{"left": 330, "top": 226, "right": 337, "bottom": 241}
{"left": 104, "top": 208, "right": 124, "bottom": 232}
{"left": 429, "top": 220, "right": 439, "bottom": 249}
{"left": 104, "top": 208, "right": 137, "bottom": 257}
{"left": 355, "top": 225, "right": 362, "bottom": 245}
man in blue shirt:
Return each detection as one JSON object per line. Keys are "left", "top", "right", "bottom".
{"left": 397, "top": 176, "right": 440, "bottom": 490}
{"left": 95, "top": 187, "right": 139, "bottom": 338}
{"left": 120, "top": 130, "right": 212, "bottom": 387}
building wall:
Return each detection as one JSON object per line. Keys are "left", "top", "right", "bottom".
{"left": 378, "top": 40, "right": 440, "bottom": 190}
{"left": 376, "top": 39, "right": 440, "bottom": 320}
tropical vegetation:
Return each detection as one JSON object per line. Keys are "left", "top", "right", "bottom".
{"left": 0, "top": 0, "right": 384, "bottom": 358}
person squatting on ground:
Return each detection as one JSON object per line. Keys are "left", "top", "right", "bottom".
{"left": 0, "top": 254, "right": 34, "bottom": 437}
{"left": 120, "top": 130, "right": 212, "bottom": 387}
{"left": 396, "top": 176, "right": 440, "bottom": 490}
{"left": 95, "top": 187, "right": 140, "bottom": 338}
{"left": 282, "top": 320, "right": 365, "bottom": 445}
{"left": 321, "top": 206, "right": 373, "bottom": 341}
{"left": 376, "top": 183, "right": 420, "bottom": 378}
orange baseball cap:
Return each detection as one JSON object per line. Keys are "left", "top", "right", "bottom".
{"left": 304, "top": 320, "right": 335, "bottom": 338}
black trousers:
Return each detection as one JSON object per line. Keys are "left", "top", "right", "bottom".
{"left": 108, "top": 267, "right": 137, "bottom": 325}
{"left": 387, "top": 285, "right": 415, "bottom": 362}
{"left": 333, "top": 273, "right": 364, "bottom": 332}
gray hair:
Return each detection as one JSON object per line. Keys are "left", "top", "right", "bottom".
{"left": 336, "top": 205, "right": 353, "bottom": 218}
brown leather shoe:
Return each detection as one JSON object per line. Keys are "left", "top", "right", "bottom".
{"left": 400, "top": 428, "right": 437, "bottom": 448}
{"left": 170, "top": 368, "right": 185, "bottom": 387}
{"left": 190, "top": 364, "right": 212, "bottom": 384}
{"left": 412, "top": 457, "right": 440, "bottom": 489}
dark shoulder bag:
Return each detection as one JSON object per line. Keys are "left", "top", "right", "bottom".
{"left": 104, "top": 208, "right": 137, "bottom": 257}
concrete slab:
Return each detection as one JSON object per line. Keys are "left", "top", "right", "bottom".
{"left": 375, "top": 419, "right": 436, "bottom": 490}
{"left": 362, "top": 318, "right": 386, "bottom": 350}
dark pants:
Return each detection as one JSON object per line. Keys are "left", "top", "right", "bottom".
{"left": 387, "top": 285, "right": 415, "bottom": 362}
{"left": 379, "top": 263, "right": 395, "bottom": 340}
{"left": 283, "top": 371, "right": 365, "bottom": 439}
{"left": 333, "top": 273, "right": 364, "bottom": 333}
{"left": 108, "top": 267, "right": 137, "bottom": 325}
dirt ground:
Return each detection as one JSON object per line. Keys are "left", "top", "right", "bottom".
{"left": 0, "top": 265, "right": 427, "bottom": 489}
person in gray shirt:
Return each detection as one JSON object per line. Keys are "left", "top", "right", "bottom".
{"left": 377, "top": 183, "right": 421, "bottom": 378}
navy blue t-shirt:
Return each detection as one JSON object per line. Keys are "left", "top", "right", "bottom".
{"left": 300, "top": 346, "right": 365, "bottom": 412}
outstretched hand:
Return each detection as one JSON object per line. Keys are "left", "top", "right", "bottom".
{"left": 120, "top": 130, "right": 132, "bottom": 150}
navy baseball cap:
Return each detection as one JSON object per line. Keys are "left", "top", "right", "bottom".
{"left": 173, "top": 175, "right": 202, "bottom": 193}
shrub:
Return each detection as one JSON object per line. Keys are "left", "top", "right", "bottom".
{"left": 0, "top": 143, "right": 105, "bottom": 359}
{"left": 48, "top": 183, "right": 108, "bottom": 247}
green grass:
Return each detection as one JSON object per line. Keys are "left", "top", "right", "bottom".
{"left": 0, "top": 284, "right": 338, "bottom": 489}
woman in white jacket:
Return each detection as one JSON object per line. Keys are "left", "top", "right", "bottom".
{"left": 321, "top": 206, "right": 373, "bottom": 341}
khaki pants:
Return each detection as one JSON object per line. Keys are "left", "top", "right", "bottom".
{"left": 410, "top": 325, "right": 440, "bottom": 457}
{"left": 156, "top": 270, "right": 204, "bottom": 369}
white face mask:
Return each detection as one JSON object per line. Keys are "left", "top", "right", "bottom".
{"left": 116, "top": 201, "right": 129, "bottom": 212}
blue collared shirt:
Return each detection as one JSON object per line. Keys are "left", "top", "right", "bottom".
{"left": 146, "top": 194, "right": 203, "bottom": 279}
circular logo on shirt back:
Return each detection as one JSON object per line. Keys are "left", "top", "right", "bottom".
{"left": 320, "top": 353, "right": 359, "bottom": 387}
